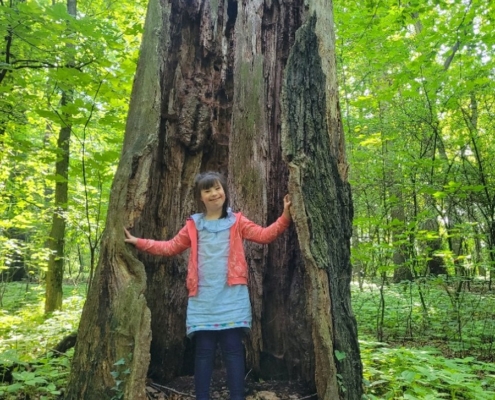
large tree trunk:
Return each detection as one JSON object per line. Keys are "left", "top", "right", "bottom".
{"left": 67, "top": 1, "right": 362, "bottom": 399}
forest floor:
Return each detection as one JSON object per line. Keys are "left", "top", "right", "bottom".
{"left": 145, "top": 370, "right": 316, "bottom": 400}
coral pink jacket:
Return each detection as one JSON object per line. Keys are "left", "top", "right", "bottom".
{"left": 136, "top": 213, "right": 291, "bottom": 297}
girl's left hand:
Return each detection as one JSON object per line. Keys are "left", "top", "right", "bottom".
{"left": 283, "top": 194, "right": 292, "bottom": 219}
{"left": 124, "top": 227, "right": 138, "bottom": 245}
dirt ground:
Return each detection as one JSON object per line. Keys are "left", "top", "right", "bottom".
{"left": 146, "top": 370, "right": 317, "bottom": 400}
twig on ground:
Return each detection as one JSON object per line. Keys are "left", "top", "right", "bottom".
{"left": 149, "top": 382, "right": 196, "bottom": 398}
{"left": 297, "top": 393, "right": 317, "bottom": 400}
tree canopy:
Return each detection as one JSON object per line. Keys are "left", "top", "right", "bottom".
{"left": 334, "top": 0, "right": 495, "bottom": 285}
{"left": 1, "top": 0, "right": 146, "bottom": 287}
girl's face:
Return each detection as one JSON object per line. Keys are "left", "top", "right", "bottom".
{"left": 200, "top": 180, "right": 226, "bottom": 215}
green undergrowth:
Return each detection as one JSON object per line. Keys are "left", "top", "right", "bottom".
{"left": 354, "top": 278, "right": 495, "bottom": 399}
{"left": 0, "top": 282, "right": 85, "bottom": 399}
{"left": 360, "top": 339, "right": 495, "bottom": 399}
{"left": 352, "top": 279, "right": 495, "bottom": 359}
{"left": 1, "top": 281, "right": 495, "bottom": 399}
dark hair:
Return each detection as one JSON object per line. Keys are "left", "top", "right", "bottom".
{"left": 193, "top": 171, "right": 229, "bottom": 218}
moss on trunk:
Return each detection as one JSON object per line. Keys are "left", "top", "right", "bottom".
{"left": 66, "top": 2, "right": 362, "bottom": 399}
{"left": 282, "top": 14, "right": 362, "bottom": 400}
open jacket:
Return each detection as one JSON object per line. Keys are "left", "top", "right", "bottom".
{"left": 135, "top": 212, "right": 291, "bottom": 297}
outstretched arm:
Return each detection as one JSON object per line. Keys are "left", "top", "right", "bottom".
{"left": 240, "top": 194, "right": 292, "bottom": 244}
{"left": 123, "top": 225, "right": 191, "bottom": 256}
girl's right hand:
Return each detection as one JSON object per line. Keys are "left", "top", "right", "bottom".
{"left": 124, "top": 227, "right": 138, "bottom": 245}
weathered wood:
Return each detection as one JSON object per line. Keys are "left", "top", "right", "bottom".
{"left": 66, "top": 1, "right": 362, "bottom": 399}
{"left": 65, "top": 0, "right": 164, "bottom": 396}
{"left": 282, "top": 14, "right": 362, "bottom": 400}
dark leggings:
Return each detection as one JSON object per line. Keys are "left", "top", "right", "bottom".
{"left": 194, "top": 328, "right": 245, "bottom": 400}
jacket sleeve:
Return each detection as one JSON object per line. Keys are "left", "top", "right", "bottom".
{"left": 135, "top": 224, "right": 191, "bottom": 256}
{"left": 239, "top": 213, "right": 291, "bottom": 244}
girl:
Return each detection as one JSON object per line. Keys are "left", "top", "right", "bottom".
{"left": 124, "top": 171, "right": 291, "bottom": 400}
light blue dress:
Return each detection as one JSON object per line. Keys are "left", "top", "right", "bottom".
{"left": 186, "top": 210, "right": 252, "bottom": 337}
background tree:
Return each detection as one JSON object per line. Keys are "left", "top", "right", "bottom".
{"left": 67, "top": 0, "right": 362, "bottom": 399}
{"left": 45, "top": 0, "right": 77, "bottom": 313}
{"left": 0, "top": 0, "right": 145, "bottom": 290}
{"left": 336, "top": 0, "right": 495, "bottom": 283}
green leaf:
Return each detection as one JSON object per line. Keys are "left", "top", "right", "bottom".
{"left": 6, "top": 383, "right": 24, "bottom": 392}
{"left": 334, "top": 350, "right": 347, "bottom": 361}
{"left": 46, "top": 2, "right": 71, "bottom": 20}
{"left": 113, "top": 358, "right": 126, "bottom": 366}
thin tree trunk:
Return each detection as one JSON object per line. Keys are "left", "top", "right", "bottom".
{"left": 44, "top": 0, "right": 77, "bottom": 313}
{"left": 45, "top": 108, "right": 70, "bottom": 312}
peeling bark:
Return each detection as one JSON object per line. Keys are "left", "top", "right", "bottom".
{"left": 67, "top": 1, "right": 362, "bottom": 399}
{"left": 282, "top": 15, "right": 361, "bottom": 398}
